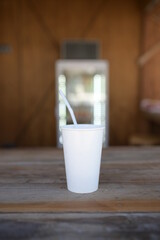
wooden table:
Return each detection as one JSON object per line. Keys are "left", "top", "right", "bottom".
{"left": 0, "top": 147, "right": 160, "bottom": 239}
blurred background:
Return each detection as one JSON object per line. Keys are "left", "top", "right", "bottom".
{"left": 1, "top": 0, "right": 160, "bottom": 148}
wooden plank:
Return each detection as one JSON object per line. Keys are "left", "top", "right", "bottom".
{"left": 0, "top": 148, "right": 159, "bottom": 213}
{"left": 0, "top": 158, "right": 159, "bottom": 184}
{"left": 0, "top": 146, "right": 159, "bottom": 161}
{"left": 0, "top": 199, "right": 160, "bottom": 213}
{"left": 0, "top": 213, "right": 159, "bottom": 240}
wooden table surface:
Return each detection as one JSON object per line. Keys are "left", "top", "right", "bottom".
{"left": 0, "top": 147, "right": 160, "bottom": 239}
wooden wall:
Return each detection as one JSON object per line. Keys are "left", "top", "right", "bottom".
{"left": 141, "top": 2, "right": 160, "bottom": 100}
{"left": 0, "top": 0, "right": 142, "bottom": 147}
{"left": 137, "top": 1, "right": 160, "bottom": 135}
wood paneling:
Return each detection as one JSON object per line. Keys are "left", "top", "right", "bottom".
{"left": 137, "top": 2, "right": 160, "bottom": 135}
{"left": 141, "top": 2, "right": 160, "bottom": 100}
{"left": 0, "top": 0, "right": 19, "bottom": 146}
{"left": 0, "top": 0, "right": 142, "bottom": 146}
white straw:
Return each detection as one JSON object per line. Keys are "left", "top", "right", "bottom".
{"left": 59, "top": 90, "right": 78, "bottom": 126}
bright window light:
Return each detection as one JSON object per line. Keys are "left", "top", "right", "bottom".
{"left": 58, "top": 74, "right": 67, "bottom": 128}
{"left": 93, "top": 74, "right": 102, "bottom": 125}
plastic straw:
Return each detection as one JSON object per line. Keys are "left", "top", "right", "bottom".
{"left": 59, "top": 89, "right": 78, "bottom": 126}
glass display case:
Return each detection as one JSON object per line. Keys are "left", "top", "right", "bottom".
{"left": 56, "top": 60, "right": 109, "bottom": 147}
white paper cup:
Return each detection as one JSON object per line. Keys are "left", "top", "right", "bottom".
{"left": 61, "top": 124, "right": 104, "bottom": 193}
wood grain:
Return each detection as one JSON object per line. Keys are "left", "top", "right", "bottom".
{"left": 0, "top": 0, "right": 141, "bottom": 146}
{"left": 0, "top": 213, "right": 160, "bottom": 240}
{"left": 141, "top": 2, "right": 160, "bottom": 102}
{"left": 0, "top": 200, "right": 160, "bottom": 213}
{"left": 0, "top": 148, "right": 159, "bottom": 213}
{"left": 0, "top": 0, "right": 19, "bottom": 146}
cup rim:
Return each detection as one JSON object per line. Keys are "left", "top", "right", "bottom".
{"left": 61, "top": 124, "right": 104, "bottom": 131}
